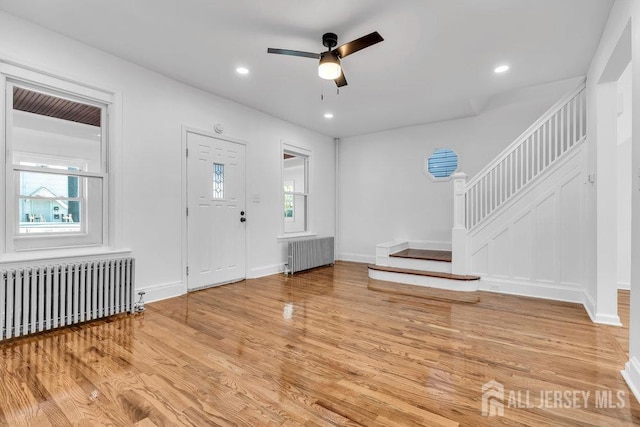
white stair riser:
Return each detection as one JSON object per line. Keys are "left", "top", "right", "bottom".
{"left": 387, "top": 257, "right": 451, "bottom": 273}
{"left": 368, "top": 269, "right": 478, "bottom": 292}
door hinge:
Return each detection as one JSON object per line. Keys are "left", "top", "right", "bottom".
{"left": 186, "top": 266, "right": 189, "bottom": 276}
{"left": 186, "top": 148, "right": 189, "bottom": 157}
{"left": 186, "top": 207, "right": 189, "bottom": 216}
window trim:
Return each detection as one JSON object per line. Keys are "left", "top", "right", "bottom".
{"left": 0, "top": 60, "right": 122, "bottom": 258}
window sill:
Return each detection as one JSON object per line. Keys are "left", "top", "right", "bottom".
{"left": 277, "top": 232, "right": 317, "bottom": 241}
{"left": 0, "top": 246, "right": 133, "bottom": 269}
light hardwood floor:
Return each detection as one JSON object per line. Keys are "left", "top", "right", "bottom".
{"left": 0, "top": 261, "right": 638, "bottom": 426}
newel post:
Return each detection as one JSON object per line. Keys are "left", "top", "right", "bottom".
{"left": 451, "top": 172, "right": 468, "bottom": 275}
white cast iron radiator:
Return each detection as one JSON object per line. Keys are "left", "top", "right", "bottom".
{"left": 0, "top": 258, "right": 135, "bottom": 341}
{"left": 286, "top": 237, "right": 334, "bottom": 274}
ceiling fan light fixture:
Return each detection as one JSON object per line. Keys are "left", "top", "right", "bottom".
{"left": 318, "top": 52, "right": 341, "bottom": 80}
{"left": 268, "top": 31, "right": 383, "bottom": 88}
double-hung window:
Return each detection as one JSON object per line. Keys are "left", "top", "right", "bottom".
{"left": 3, "top": 69, "right": 111, "bottom": 252}
{"left": 282, "top": 146, "right": 309, "bottom": 234}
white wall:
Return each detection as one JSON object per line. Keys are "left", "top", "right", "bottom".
{"left": 337, "top": 77, "right": 582, "bottom": 263}
{"left": 585, "top": 0, "right": 633, "bottom": 325}
{"left": 585, "top": 0, "right": 640, "bottom": 402}
{"left": 0, "top": 12, "right": 336, "bottom": 300}
{"left": 618, "top": 62, "right": 632, "bottom": 290}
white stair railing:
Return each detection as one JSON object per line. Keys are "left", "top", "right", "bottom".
{"left": 464, "top": 80, "right": 586, "bottom": 229}
{"left": 451, "top": 79, "right": 587, "bottom": 274}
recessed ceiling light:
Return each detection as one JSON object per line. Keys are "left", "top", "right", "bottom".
{"left": 324, "top": 113, "right": 334, "bottom": 119}
{"left": 494, "top": 65, "right": 510, "bottom": 74}
{"left": 236, "top": 67, "right": 249, "bottom": 75}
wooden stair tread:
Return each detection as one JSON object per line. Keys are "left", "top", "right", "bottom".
{"left": 389, "top": 249, "right": 452, "bottom": 262}
{"left": 367, "top": 281, "right": 479, "bottom": 303}
{"left": 368, "top": 264, "right": 480, "bottom": 281}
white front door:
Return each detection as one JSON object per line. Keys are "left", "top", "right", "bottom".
{"left": 187, "top": 131, "right": 246, "bottom": 290}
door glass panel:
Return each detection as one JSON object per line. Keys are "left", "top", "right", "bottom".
{"left": 213, "top": 163, "right": 224, "bottom": 199}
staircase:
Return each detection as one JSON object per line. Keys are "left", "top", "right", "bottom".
{"left": 368, "top": 242, "right": 480, "bottom": 292}
{"left": 368, "top": 79, "right": 587, "bottom": 296}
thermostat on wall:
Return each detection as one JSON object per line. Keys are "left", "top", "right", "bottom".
{"left": 214, "top": 123, "right": 224, "bottom": 134}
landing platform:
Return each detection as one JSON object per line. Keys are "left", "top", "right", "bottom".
{"left": 390, "top": 249, "right": 452, "bottom": 262}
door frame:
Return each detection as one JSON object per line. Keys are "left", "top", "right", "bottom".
{"left": 181, "top": 125, "right": 248, "bottom": 293}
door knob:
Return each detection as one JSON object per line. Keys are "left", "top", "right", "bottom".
{"left": 240, "top": 217, "right": 246, "bottom": 223}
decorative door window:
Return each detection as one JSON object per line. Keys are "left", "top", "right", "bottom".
{"left": 213, "top": 163, "right": 224, "bottom": 199}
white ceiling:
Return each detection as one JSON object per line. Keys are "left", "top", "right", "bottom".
{"left": 0, "top": 0, "right": 613, "bottom": 138}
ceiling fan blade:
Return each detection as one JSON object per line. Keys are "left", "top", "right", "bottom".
{"left": 335, "top": 31, "right": 384, "bottom": 58}
{"left": 334, "top": 70, "right": 348, "bottom": 87}
{"left": 267, "top": 48, "right": 320, "bottom": 59}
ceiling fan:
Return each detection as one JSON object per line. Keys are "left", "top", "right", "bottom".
{"left": 267, "top": 31, "right": 384, "bottom": 87}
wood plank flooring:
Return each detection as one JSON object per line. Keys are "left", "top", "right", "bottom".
{"left": 0, "top": 261, "right": 638, "bottom": 426}
{"left": 368, "top": 264, "right": 481, "bottom": 281}
{"left": 367, "top": 279, "right": 480, "bottom": 304}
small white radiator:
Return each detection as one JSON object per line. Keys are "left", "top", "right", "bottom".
{"left": 286, "top": 237, "right": 334, "bottom": 274}
{"left": 0, "top": 257, "right": 135, "bottom": 341}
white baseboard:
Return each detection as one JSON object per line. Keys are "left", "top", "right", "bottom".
{"left": 479, "top": 282, "right": 621, "bottom": 326}
{"left": 136, "top": 281, "right": 185, "bottom": 304}
{"left": 622, "top": 357, "right": 640, "bottom": 404}
{"left": 337, "top": 252, "right": 375, "bottom": 264}
{"left": 248, "top": 263, "right": 285, "bottom": 279}
{"left": 478, "top": 277, "right": 585, "bottom": 304}
{"left": 618, "top": 282, "right": 631, "bottom": 290}
{"left": 583, "top": 291, "right": 597, "bottom": 322}
{"left": 582, "top": 290, "right": 622, "bottom": 326}
{"left": 594, "top": 312, "right": 623, "bottom": 326}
